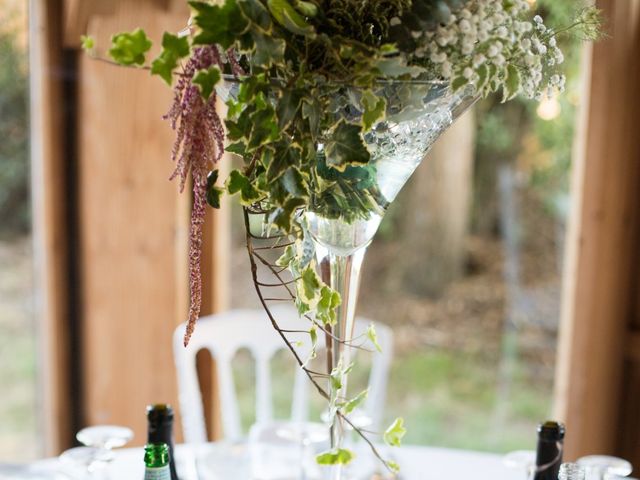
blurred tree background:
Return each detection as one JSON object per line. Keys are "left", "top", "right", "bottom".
{"left": 0, "top": 0, "right": 37, "bottom": 462}
{"left": 0, "top": 0, "right": 29, "bottom": 236}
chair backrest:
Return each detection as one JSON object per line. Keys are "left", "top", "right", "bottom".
{"left": 173, "top": 304, "right": 393, "bottom": 444}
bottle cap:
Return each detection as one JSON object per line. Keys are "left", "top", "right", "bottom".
{"left": 147, "top": 404, "right": 174, "bottom": 421}
{"left": 537, "top": 420, "right": 566, "bottom": 440}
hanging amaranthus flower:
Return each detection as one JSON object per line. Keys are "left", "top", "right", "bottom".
{"left": 164, "top": 45, "right": 226, "bottom": 346}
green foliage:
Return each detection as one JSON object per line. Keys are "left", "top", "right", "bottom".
{"left": 108, "top": 28, "right": 152, "bottom": 66}
{"left": 324, "top": 121, "right": 370, "bottom": 171}
{"left": 81, "top": 35, "right": 95, "bottom": 52}
{"left": 0, "top": 29, "right": 29, "bottom": 234}
{"left": 384, "top": 417, "right": 407, "bottom": 447}
{"left": 151, "top": 33, "right": 190, "bottom": 85}
{"left": 193, "top": 65, "right": 222, "bottom": 99}
{"left": 190, "top": 0, "right": 250, "bottom": 48}
{"left": 316, "top": 448, "right": 354, "bottom": 465}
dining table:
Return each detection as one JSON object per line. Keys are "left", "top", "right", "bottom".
{"left": 7, "top": 442, "right": 522, "bottom": 480}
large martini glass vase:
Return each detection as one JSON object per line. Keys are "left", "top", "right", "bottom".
{"left": 306, "top": 82, "right": 476, "bottom": 480}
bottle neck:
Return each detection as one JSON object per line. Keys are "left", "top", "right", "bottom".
{"left": 144, "top": 443, "right": 170, "bottom": 468}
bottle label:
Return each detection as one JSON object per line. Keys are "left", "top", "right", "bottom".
{"left": 144, "top": 466, "right": 171, "bottom": 480}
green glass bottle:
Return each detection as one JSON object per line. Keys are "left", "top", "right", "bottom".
{"left": 144, "top": 443, "right": 171, "bottom": 480}
{"left": 147, "top": 404, "right": 179, "bottom": 480}
{"left": 533, "top": 421, "right": 565, "bottom": 480}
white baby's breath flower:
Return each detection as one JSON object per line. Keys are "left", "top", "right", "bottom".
{"left": 473, "top": 53, "right": 486, "bottom": 67}
{"left": 493, "top": 54, "right": 506, "bottom": 67}
{"left": 463, "top": 67, "right": 474, "bottom": 78}
{"left": 534, "top": 15, "right": 543, "bottom": 24}
{"left": 459, "top": 19, "right": 472, "bottom": 33}
{"left": 389, "top": 17, "right": 401, "bottom": 27}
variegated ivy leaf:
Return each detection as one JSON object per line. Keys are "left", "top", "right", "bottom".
{"left": 267, "top": 0, "right": 315, "bottom": 37}
{"left": 226, "top": 170, "right": 263, "bottom": 204}
{"left": 387, "top": 460, "right": 400, "bottom": 473}
{"left": 267, "top": 197, "right": 306, "bottom": 232}
{"left": 276, "top": 244, "right": 296, "bottom": 268}
{"left": 193, "top": 65, "right": 222, "bottom": 100}
{"left": 293, "top": 0, "right": 318, "bottom": 17}
{"left": 250, "top": 28, "right": 286, "bottom": 68}
{"left": 340, "top": 389, "right": 368, "bottom": 415}
{"left": 108, "top": 28, "right": 152, "bottom": 66}
{"left": 206, "top": 170, "right": 223, "bottom": 209}
{"left": 151, "top": 32, "right": 190, "bottom": 85}
{"left": 366, "top": 324, "right": 382, "bottom": 353}
{"left": 361, "top": 90, "right": 386, "bottom": 131}
{"left": 316, "top": 286, "right": 341, "bottom": 326}
{"left": 316, "top": 448, "right": 354, "bottom": 466}
{"left": 297, "top": 265, "right": 322, "bottom": 305}
{"left": 502, "top": 64, "right": 521, "bottom": 102}
{"left": 383, "top": 418, "right": 406, "bottom": 447}
{"left": 324, "top": 120, "right": 370, "bottom": 171}
{"left": 190, "top": 0, "right": 250, "bottom": 49}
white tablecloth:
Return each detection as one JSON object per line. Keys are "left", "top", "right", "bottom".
{"left": 31, "top": 443, "right": 519, "bottom": 480}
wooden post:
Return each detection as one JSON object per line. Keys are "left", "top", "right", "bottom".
{"left": 554, "top": 0, "right": 640, "bottom": 459}
{"left": 30, "top": 0, "right": 73, "bottom": 456}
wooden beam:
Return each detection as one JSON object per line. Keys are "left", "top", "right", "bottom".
{"left": 625, "top": 332, "right": 640, "bottom": 363}
{"left": 29, "top": 0, "right": 73, "bottom": 456}
{"left": 554, "top": 0, "right": 640, "bottom": 459}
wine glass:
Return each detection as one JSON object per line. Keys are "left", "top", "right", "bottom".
{"left": 576, "top": 456, "right": 633, "bottom": 480}
{"left": 68, "top": 425, "right": 133, "bottom": 478}
{"left": 503, "top": 450, "right": 536, "bottom": 479}
{"left": 59, "top": 446, "right": 112, "bottom": 479}
{"left": 76, "top": 425, "right": 134, "bottom": 452}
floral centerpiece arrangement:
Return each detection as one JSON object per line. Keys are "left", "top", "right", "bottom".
{"left": 85, "top": 0, "right": 600, "bottom": 475}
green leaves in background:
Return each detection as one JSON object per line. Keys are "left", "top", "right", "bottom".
{"left": 193, "top": 65, "right": 222, "bottom": 100}
{"left": 190, "top": 0, "right": 249, "bottom": 49}
{"left": 151, "top": 32, "right": 190, "bottom": 85}
{"left": 324, "top": 120, "right": 370, "bottom": 171}
{"left": 384, "top": 418, "right": 406, "bottom": 447}
{"left": 108, "top": 29, "right": 152, "bottom": 66}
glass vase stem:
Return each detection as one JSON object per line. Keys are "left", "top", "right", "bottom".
{"left": 315, "top": 243, "right": 367, "bottom": 480}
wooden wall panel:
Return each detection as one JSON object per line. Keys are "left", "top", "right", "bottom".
{"left": 554, "top": 0, "right": 640, "bottom": 460}
{"left": 76, "top": 0, "right": 194, "bottom": 445}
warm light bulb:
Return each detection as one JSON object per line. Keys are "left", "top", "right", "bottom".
{"left": 537, "top": 96, "right": 561, "bottom": 121}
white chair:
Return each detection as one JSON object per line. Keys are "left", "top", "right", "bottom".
{"left": 173, "top": 304, "right": 393, "bottom": 444}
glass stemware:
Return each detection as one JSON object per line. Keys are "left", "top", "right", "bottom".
{"left": 76, "top": 425, "right": 134, "bottom": 452}
{"left": 576, "top": 455, "right": 633, "bottom": 480}
{"left": 59, "top": 447, "right": 111, "bottom": 479}
{"left": 503, "top": 450, "right": 536, "bottom": 479}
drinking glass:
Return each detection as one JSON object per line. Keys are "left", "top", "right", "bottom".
{"left": 576, "top": 456, "right": 633, "bottom": 480}
{"left": 503, "top": 450, "right": 536, "bottom": 479}
{"left": 76, "top": 425, "right": 134, "bottom": 452}
{"left": 59, "top": 446, "right": 111, "bottom": 479}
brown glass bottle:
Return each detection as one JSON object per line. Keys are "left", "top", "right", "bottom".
{"left": 147, "top": 404, "right": 179, "bottom": 480}
{"left": 533, "top": 421, "right": 565, "bottom": 480}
